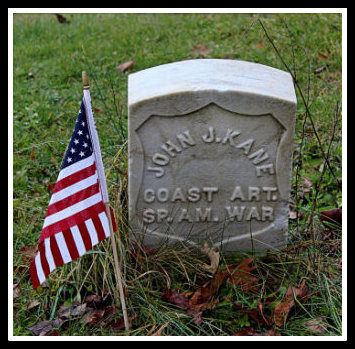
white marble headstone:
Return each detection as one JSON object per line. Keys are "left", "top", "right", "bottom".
{"left": 128, "top": 59, "right": 297, "bottom": 251}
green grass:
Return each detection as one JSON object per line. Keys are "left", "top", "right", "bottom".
{"left": 12, "top": 13, "right": 342, "bottom": 337}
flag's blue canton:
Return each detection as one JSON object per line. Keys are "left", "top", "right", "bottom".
{"left": 61, "top": 101, "right": 93, "bottom": 169}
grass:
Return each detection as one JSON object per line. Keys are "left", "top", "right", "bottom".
{"left": 12, "top": 12, "right": 342, "bottom": 337}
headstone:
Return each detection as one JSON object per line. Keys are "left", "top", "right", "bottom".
{"left": 128, "top": 59, "right": 297, "bottom": 251}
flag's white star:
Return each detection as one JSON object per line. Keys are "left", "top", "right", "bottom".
{"left": 77, "top": 130, "right": 83, "bottom": 136}
{"left": 81, "top": 121, "right": 85, "bottom": 127}
{"left": 83, "top": 142, "right": 88, "bottom": 148}
{"left": 67, "top": 157, "right": 72, "bottom": 163}
{"left": 70, "top": 148, "right": 76, "bottom": 154}
{"left": 74, "top": 139, "right": 79, "bottom": 144}
{"left": 86, "top": 134, "right": 89, "bottom": 139}
{"left": 79, "top": 109, "right": 82, "bottom": 114}
{"left": 79, "top": 151, "right": 85, "bottom": 157}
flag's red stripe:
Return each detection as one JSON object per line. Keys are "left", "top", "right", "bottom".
{"left": 46, "top": 183, "right": 100, "bottom": 217}
{"left": 31, "top": 211, "right": 108, "bottom": 290}
{"left": 63, "top": 229, "right": 80, "bottom": 261}
{"left": 52, "top": 163, "right": 96, "bottom": 194}
{"left": 78, "top": 221, "right": 92, "bottom": 251}
{"left": 40, "top": 201, "right": 106, "bottom": 242}
{"left": 50, "top": 235, "right": 64, "bottom": 267}
{"left": 30, "top": 257, "right": 40, "bottom": 290}
{"left": 92, "top": 215, "right": 106, "bottom": 242}
{"left": 38, "top": 241, "right": 50, "bottom": 278}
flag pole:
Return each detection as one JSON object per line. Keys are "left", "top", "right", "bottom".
{"left": 82, "top": 71, "right": 130, "bottom": 332}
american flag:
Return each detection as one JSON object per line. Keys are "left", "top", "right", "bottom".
{"left": 30, "top": 100, "right": 116, "bottom": 290}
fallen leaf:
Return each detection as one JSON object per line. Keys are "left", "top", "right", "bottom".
{"left": 58, "top": 303, "right": 88, "bottom": 320}
{"left": 27, "top": 318, "right": 64, "bottom": 336}
{"left": 224, "top": 53, "right": 239, "bottom": 59}
{"left": 83, "top": 305, "right": 131, "bottom": 330}
{"left": 229, "top": 300, "right": 271, "bottom": 326}
{"left": 207, "top": 268, "right": 229, "bottom": 298}
{"left": 20, "top": 245, "right": 37, "bottom": 264}
{"left": 299, "top": 176, "right": 313, "bottom": 196}
{"left": 30, "top": 147, "right": 36, "bottom": 160}
{"left": 161, "top": 289, "right": 190, "bottom": 310}
{"left": 24, "top": 300, "right": 41, "bottom": 311}
{"left": 320, "top": 208, "right": 342, "bottom": 225}
{"left": 255, "top": 42, "right": 264, "bottom": 48}
{"left": 13, "top": 284, "right": 20, "bottom": 298}
{"left": 232, "top": 327, "right": 257, "bottom": 336}
{"left": 14, "top": 265, "right": 27, "bottom": 275}
{"left": 162, "top": 268, "right": 228, "bottom": 325}
{"left": 83, "top": 309, "right": 105, "bottom": 328}
{"left": 46, "top": 330, "right": 60, "bottom": 336}
{"left": 99, "top": 306, "right": 119, "bottom": 326}
{"left": 116, "top": 61, "right": 135, "bottom": 73}
{"left": 111, "top": 315, "right": 135, "bottom": 331}
{"left": 50, "top": 157, "right": 59, "bottom": 168}
{"left": 273, "top": 279, "right": 309, "bottom": 327}
{"left": 132, "top": 247, "right": 156, "bottom": 261}
{"left": 289, "top": 211, "right": 297, "bottom": 219}
{"left": 318, "top": 52, "right": 329, "bottom": 61}
{"left": 314, "top": 65, "right": 327, "bottom": 74}
{"left": 304, "top": 317, "right": 327, "bottom": 334}
{"left": 84, "top": 294, "right": 104, "bottom": 307}
{"left": 201, "top": 241, "right": 220, "bottom": 273}
{"left": 191, "top": 44, "right": 212, "bottom": 57}
{"left": 228, "top": 257, "right": 259, "bottom": 293}
{"left": 54, "top": 14, "right": 70, "bottom": 24}
{"left": 150, "top": 321, "right": 170, "bottom": 336}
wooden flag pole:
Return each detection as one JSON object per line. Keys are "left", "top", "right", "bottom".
{"left": 82, "top": 71, "right": 130, "bottom": 332}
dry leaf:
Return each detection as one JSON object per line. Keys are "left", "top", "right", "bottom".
{"left": 318, "top": 52, "right": 329, "bottom": 61}
{"left": 273, "top": 279, "right": 309, "bottom": 327}
{"left": 111, "top": 315, "right": 135, "bottom": 331}
{"left": 150, "top": 322, "right": 170, "bottom": 336}
{"left": 45, "top": 330, "right": 61, "bottom": 336}
{"left": 27, "top": 318, "right": 64, "bottom": 336}
{"left": 289, "top": 211, "right": 298, "bottom": 219}
{"left": 299, "top": 176, "right": 313, "bottom": 196}
{"left": 30, "top": 147, "right": 36, "bottom": 160}
{"left": 191, "top": 44, "right": 212, "bottom": 57}
{"left": 201, "top": 241, "right": 220, "bottom": 273}
{"left": 320, "top": 208, "right": 342, "bottom": 225}
{"left": 58, "top": 303, "right": 88, "bottom": 320}
{"left": 161, "top": 289, "right": 190, "bottom": 310}
{"left": 314, "top": 65, "right": 327, "bottom": 74}
{"left": 116, "top": 60, "right": 135, "bottom": 73}
{"left": 13, "top": 284, "right": 21, "bottom": 298}
{"left": 304, "top": 317, "right": 327, "bottom": 334}
{"left": 54, "top": 14, "right": 69, "bottom": 24}
{"left": 20, "top": 245, "right": 38, "bottom": 264}
{"left": 228, "top": 257, "right": 259, "bottom": 293}
{"left": 227, "top": 298, "right": 271, "bottom": 326}
{"left": 162, "top": 268, "right": 228, "bottom": 325}
{"left": 50, "top": 157, "right": 59, "bottom": 167}
{"left": 83, "top": 309, "right": 105, "bottom": 328}
{"left": 24, "top": 300, "right": 41, "bottom": 310}
{"left": 84, "top": 294, "right": 105, "bottom": 308}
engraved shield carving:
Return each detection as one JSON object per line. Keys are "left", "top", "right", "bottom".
{"left": 133, "top": 103, "right": 286, "bottom": 250}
